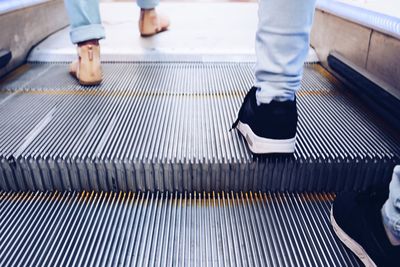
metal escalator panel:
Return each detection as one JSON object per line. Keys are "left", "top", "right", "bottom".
{"left": 0, "top": 191, "right": 362, "bottom": 267}
{"left": 0, "top": 62, "right": 399, "bottom": 192}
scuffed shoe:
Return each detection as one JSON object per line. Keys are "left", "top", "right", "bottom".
{"left": 230, "top": 87, "right": 297, "bottom": 154}
{"left": 139, "top": 8, "right": 170, "bottom": 37}
{"left": 69, "top": 41, "right": 102, "bottom": 86}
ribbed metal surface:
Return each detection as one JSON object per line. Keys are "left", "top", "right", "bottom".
{"left": 0, "top": 63, "right": 399, "bottom": 192}
{"left": 28, "top": 54, "right": 260, "bottom": 63}
{"left": 0, "top": 191, "right": 362, "bottom": 267}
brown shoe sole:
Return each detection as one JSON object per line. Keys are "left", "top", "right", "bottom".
{"left": 140, "top": 28, "right": 168, "bottom": 37}
{"left": 78, "top": 79, "right": 102, "bottom": 86}
{"left": 69, "top": 72, "right": 102, "bottom": 86}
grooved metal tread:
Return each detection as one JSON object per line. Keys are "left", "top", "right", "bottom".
{"left": 0, "top": 62, "right": 399, "bottom": 193}
{"left": 0, "top": 191, "right": 362, "bottom": 267}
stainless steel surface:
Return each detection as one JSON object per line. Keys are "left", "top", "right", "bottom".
{"left": 0, "top": 62, "right": 399, "bottom": 192}
{"left": 0, "top": 191, "right": 362, "bottom": 267}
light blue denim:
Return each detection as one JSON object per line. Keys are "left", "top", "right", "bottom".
{"left": 137, "top": 0, "right": 159, "bottom": 10}
{"left": 255, "top": 0, "right": 317, "bottom": 104}
{"left": 382, "top": 165, "right": 400, "bottom": 243}
{"left": 64, "top": 0, "right": 160, "bottom": 44}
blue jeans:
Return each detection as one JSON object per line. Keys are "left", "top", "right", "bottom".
{"left": 255, "top": 0, "right": 317, "bottom": 104}
{"left": 382, "top": 165, "right": 400, "bottom": 243}
{"left": 65, "top": 0, "right": 317, "bottom": 100}
{"left": 64, "top": 0, "right": 160, "bottom": 44}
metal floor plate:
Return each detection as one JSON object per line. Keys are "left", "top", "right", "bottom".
{"left": 0, "top": 62, "right": 399, "bottom": 192}
{"left": 0, "top": 191, "right": 362, "bottom": 267}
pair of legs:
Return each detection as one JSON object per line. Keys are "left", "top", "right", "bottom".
{"left": 64, "top": 0, "right": 169, "bottom": 85}
{"left": 236, "top": 2, "right": 400, "bottom": 265}
{"left": 64, "top": 0, "right": 315, "bottom": 97}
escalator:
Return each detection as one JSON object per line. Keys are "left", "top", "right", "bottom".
{"left": 0, "top": 1, "right": 399, "bottom": 266}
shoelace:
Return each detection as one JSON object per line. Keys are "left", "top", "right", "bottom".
{"left": 229, "top": 87, "right": 257, "bottom": 132}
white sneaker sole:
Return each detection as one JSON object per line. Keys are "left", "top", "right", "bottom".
{"left": 330, "top": 207, "right": 377, "bottom": 267}
{"left": 236, "top": 121, "right": 295, "bottom": 154}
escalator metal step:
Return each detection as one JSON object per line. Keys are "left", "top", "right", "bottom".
{"left": 0, "top": 191, "right": 362, "bottom": 267}
{"left": 0, "top": 62, "right": 399, "bottom": 192}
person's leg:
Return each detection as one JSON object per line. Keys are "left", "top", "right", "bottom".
{"left": 64, "top": 0, "right": 104, "bottom": 85}
{"left": 137, "top": 0, "right": 170, "bottom": 37}
{"left": 64, "top": 0, "right": 105, "bottom": 44}
{"left": 255, "top": 0, "right": 317, "bottom": 104}
{"left": 382, "top": 165, "right": 400, "bottom": 245}
{"left": 231, "top": 0, "right": 317, "bottom": 154}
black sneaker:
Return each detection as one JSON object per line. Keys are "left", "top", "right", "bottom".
{"left": 331, "top": 191, "right": 400, "bottom": 267}
{"left": 230, "top": 87, "right": 297, "bottom": 154}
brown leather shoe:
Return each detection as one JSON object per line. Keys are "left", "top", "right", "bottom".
{"left": 139, "top": 9, "right": 170, "bottom": 37}
{"left": 69, "top": 41, "right": 102, "bottom": 86}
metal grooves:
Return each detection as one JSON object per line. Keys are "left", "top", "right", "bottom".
{"left": 28, "top": 54, "right": 259, "bottom": 64}
{"left": 0, "top": 63, "right": 399, "bottom": 192}
{"left": 0, "top": 191, "right": 362, "bottom": 267}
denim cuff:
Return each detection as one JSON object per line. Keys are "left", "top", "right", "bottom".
{"left": 382, "top": 204, "right": 400, "bottom": 242}
{"left": 136, "top": 0, "right": 159, "bottom": 9}
{"left": 70, "top": 24, "right": 106, "bottom": 44}
{"left": 255, "top": 82, "right": 296, "bottom": 104}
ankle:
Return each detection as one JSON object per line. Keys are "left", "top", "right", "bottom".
{"left": 141, "top": 8, "right": 155, "bottom": 12}
{"left": 78, "top": 39, "right": 99, "bottom": 47}
{"left": 140, "top": 8, "right": 156, "bottom": 17}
